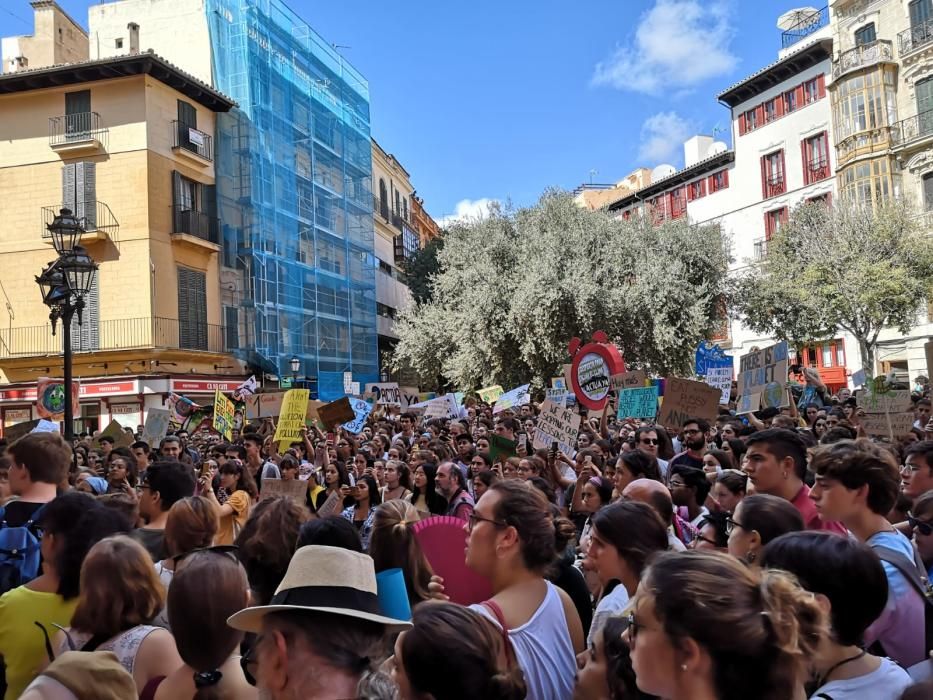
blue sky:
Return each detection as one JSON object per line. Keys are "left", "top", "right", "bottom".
{"left": 4, "top": 0, "right": 807, "bottom": 222}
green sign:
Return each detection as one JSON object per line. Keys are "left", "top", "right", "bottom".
{"left": 280, "top": 377, "right": 294, "bottom": 389}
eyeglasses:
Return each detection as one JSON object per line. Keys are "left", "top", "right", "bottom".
{"left": 240, "top": 634, "right": 262, "bottom": 686}
{"left": 626, "top": 611, "right": 658, "bottom": 641}
{"left": 639, "top": 438, "right": 659, "bottom": 445}
{"left": 691, "top": 532, "right": 719, "bottom": 548}
{"left": 908, "top": 513, "right": 933, "bottom": 537}
{"left": 669, "top": 480, "right": 687, "bottom": 489}
{"left": 724, "top": 515, "right": 749, "bottom": 536}
{"left": 900, "top": 463, "right": 921, "bottom": 474}
{"left": 467, "top": 513, "right": 508, "bottom": 532}
{"left": 173, "top": 544, "right": 239, "bottom": 566}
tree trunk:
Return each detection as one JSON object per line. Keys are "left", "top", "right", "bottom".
{"left": 856, "top": 335, "right": 875, "bottom": 376}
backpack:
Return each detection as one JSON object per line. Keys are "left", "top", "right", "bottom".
{"left": 871, "top": 543, "right": 933, "bottom": 656}
{"left": 0, "top": 503, "right": 47, "bottom": 594}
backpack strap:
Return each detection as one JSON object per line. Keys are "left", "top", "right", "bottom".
{"left": 481, "top": 599, "right": 517, "bottom": 670}
{"left": 24, "top": 503, "right": 48, "bottom": 530}
{"left": 0, "top": 506, "right": 6, "bottom": 527}
{"left": 872, "top": 545, "right": 933, "bottom": 602}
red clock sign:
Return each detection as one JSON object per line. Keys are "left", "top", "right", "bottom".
{"left": 568, "top": 331, "right": 626, "bottom": 410}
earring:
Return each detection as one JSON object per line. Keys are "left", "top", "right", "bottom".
{"left": 746, "top": 551, "right": 757, "bottom": 563}
{"left": 680, "top": 664, "right": 687, "bottom": 671}
{"left": 782, "top": 471, "right": 787, "bottom": 479}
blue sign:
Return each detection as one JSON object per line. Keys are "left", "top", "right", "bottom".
{"left": 695, "top": 342, "right": 730, "bottom": 377}
{"left": 616, "top": 386, "right": 660, "bottom": 420}
{"left": 341, "top": 398, "right": 373, "bottom": 434}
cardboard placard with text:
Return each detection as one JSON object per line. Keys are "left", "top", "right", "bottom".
{"left": 477, "top": 385, "right": 505, "bottom": 404}
{"left": 657, "top": 377, "right": 721, "bottom": 429}
{"left": 737, "top": 342, "right": 789, "bottom": 411}
{"left": 261, "top": 478, "right": 308, "bottom": 506}
{"left": 142, "top": 408, "right": 171, "bottom": 447}
{"left": 244, "top": 392, "right": 286, "bottom": 420}
{"left": 317, "top": 396, "right": 356, "bottom": 429}
{"left": 610, "top": 370, "right": 648, "bottom": 391}
{"left": 213, "top": 390, "right": 236, "bottom": 441}
{"left": 273, "top": 389, "right": 311, "bottom": 446}
{"left": 615, "top": 386, "right": 660, "bottom": 420}
{"left": 93, "top": 419, "right": 134, "bottom": 449}
{"left": 532, "top": 398, "right": 581, "bottom": 459}
{"left": 365, "top": 383, "right": 402, "bottom": 406}
{"left": 861, "top": 412, "right": 915, "bottom": 438}
{"left": 856, "top": 389, "right": 911, "bottom": 414}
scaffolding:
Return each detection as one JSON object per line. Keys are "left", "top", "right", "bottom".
{"left": 206, "top": 0, "right": 378, "bottom": 399}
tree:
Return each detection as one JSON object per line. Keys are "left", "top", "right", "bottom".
{"left": 390, "top": 190, "right": 731, "bottom": 390}
{"left": 401, "top": 235, "right": 444, "bottom": 305}
{"left": 732, "top": 199, "right": 933, "bottom": 374}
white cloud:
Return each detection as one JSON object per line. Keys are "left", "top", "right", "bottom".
{"left": 437, "top": 198, "right": 499, "bottom": 227}
{"left": 592, "top": 0, "right": 738, "bottom": 95}
{"left": 638, "top": 111, "right": 693, "bottom": 164}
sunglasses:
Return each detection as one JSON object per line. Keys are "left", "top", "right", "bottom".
{"left": 639, "top": 438, "right": 659, "bottom": 445}
{"left": 908, "top": 513, "right": 933, "bottom": 537}
{"left": 241, "top": 634, "right": 262, "bottom": 686}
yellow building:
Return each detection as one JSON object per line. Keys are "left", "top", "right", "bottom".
{"left": 0, "top": 51, "right": 242, "bottom": 436}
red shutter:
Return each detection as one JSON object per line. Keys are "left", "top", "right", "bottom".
{"left": 708, "top": 175, "right": 715, "bottom": 192}
{"left": 779, "top": 150, "right": 787, "bottom": 192}
{"left": 722, "top": 169, "right": 728, "bottom": 188}
{"left": 801, "top": 138, "right": 810, "bottom": 186}
{"left": 761, "top": 156, "right": 768, "bottom": 198}
{"left": 700, "top": 179, "right": 707, "bottom": 196}
{"left": 817, "top": 74, "right": 826, "bottom": 99}
{"left": 796, "top": 84, "right": 805, "bottom": 106}
{"left": 738, "top": 113, "right": 746, "bottom": 136}
{"left": 781, "top": 208, "right": 789, "bottom": 225}
{"left": 775, "top": 96, "right": 784, "bottom": 118}
{"left": 756, "top": 105, "right": 765, "bottom": 125}
{"left": 764, "top": 211, "right": 772, "bottom": 240}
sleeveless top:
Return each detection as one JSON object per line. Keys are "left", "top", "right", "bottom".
{"left": 471, "top": 581, "right": 576, "bottom": 700}
{"left": 57, "top": 625, "right": 160, "bottom": 676}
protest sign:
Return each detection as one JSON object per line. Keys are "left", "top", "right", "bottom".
{"left": 568, "top": 332, "right": 625, "bottom": 411}
{"left": 492, "top": 384, "right": 530, "bottom": 414}
{"left": 273, "top": 389, "right": 310, "bottom": 445}
{"left": 704, "top": 365, "right": 733, "bottom": 405}
{"left": 365, "top": 383, "right": 402, "bottom": 406}
{"left": 477, "top": 385, "right": 504, "bottom": 404}
{"left": 94, "top": 419, "right": 134, "bottom": 449}
{"left": 30, "top": 419, "right": 59, "bottom": 434}
{"left": 167, "top": 392, "right": 201, "bottom": 426}
{"left": 4, "top": 419, "right": 40, "bottom": 442}
{"left": 610, "top": 370, "right": 648, "bottom": 391}
{"left": 488, "top": 434, "right": 517, "bottom": 463}
{"left": 616, "top": 386, "right": 659, "bottom": 420}
{"left": 532, "top": 398, "right": 582, "bottom": 459}
{"left": 422, "top": 395, "right": 459, "bottom": 420}
{"left": 545, "top": 388, "right": 569, "bottom": 407}
{"left": 244, "top": 392, "right": 286, "bottom": 419}
{"left": 861, "top": 412, "right": 915, "bottom": 438}
{"left": 657, "top": 377, "right": 721, "bottom": 429}
{"left": 341, "top": 398, "right": 373, "bottom": 434}
{"left": 306, "top": 400, "right": 325, "bottom": 427}
{"left": 857, "top": 389, "right": 911, "bottom": 414}
{"left": 232, "top": 375, "right": 258, "bottom": 402}
{"left": 695, "top": 341, "right": 730, "bottom": 377}
{"left": 551, "top": 377, "right": 566, "bottom": 390}
{"left": 315, "top": 489, "right": 342, "bottom": 518}
{"left": 851, "top": 369, "right": 867, "bottom": 389}
{"left": 737, "top": 392, "right": 761, "bottom": 415}
{"left": 141, "top": 408, "right": 171, "bottom": 446}
{"left": 317, "top": 396, "right": 355, "bottom": 429}
{"left": 36, "top": 378, "right": 79, "bottom": 420}
{"left": 213, "top": 390, "right": 236, "bottom": 440}
{"left": 737, "top": 342, "right": 789, "bottom": 411}
{"left": 261, "top": 478, "right": 308, "bottom": 506}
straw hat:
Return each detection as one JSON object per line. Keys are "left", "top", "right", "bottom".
{"left": 227, "top": 545, "right": 413, "bottom": 633}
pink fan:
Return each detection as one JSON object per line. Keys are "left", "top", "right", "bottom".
{"left": 412, "top": 515, "right": 493, "bottom": 605}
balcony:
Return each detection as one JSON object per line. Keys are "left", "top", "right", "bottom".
{"left": 172, "top": 205, "right": 219, "bottom": 247}
{"left": 898, "top": 18, "right": 933, "bottom": 57}
{"left": 891, "top": 109, "right": 933, "bottom": 150}
{"left": 765, "top": 174, "right": 786, "bottom": 198}
{"left": 374, "top": 195, "right": 390, "bottom": 221}
{"left": 172, "top": 121, "right": 213, "bottom": 164}
{"left": 753, "top": 237, "right": 769, "bottom": 261}
{"left": 781, "top": 7, "right": 828, "bottom": 49}
{"left": 49, "top": 112, "right": 106, "bottom": 154}
{"left": 41, "top": 201, "right": 119, "bottom": 244}
{"left": 0, "top": 317, "right": 227, "bottom": 360}
{"left": 833, "top": 39, "right": 894, "bottom": 80}
{"left": 836, "top": 126, "right": 895, "bottom": 166}
{"left": 807, "top": 158, "right": 831, "bottom": 183}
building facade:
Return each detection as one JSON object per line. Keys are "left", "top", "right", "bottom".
{"left": 0, "top": 49, "right": 239, "bottom": 436}
{"left": 1, "top": 1, "right": 88, "bottom": 74}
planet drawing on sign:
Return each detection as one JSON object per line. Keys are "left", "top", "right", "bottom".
{"left": 762, "top": 382, "right": 784, "bottom": 409}
{"left": 40, "top": 383, "right": 66, "bottom": 415}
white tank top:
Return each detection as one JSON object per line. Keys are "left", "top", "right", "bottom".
{"left": 471, "top": 581, "right": 576, "bottom": 700}
{"left": 58, "top": 625, "right": 159, "bottom": 676}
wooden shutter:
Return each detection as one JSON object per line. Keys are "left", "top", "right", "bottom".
{"left": 204, "top": 184, "right": 217, "bottom": 242}
{"left": 65, "top": 90, "right": 91, "bottom": 116}
{"left": 721, "top": 170, "right": 729, "bottom": 188}
{"left": 71, "top": 273, "right": 99, "bottom": 351}
{"left": 761, "top": 156, "right": 768, "bottom": 198}
{"left": 177, "top": 267, "right": 208, "bottom": 350}
{"left": 738, "top": 113, "right": 747, "bottom": 136}
{"left": 816, "top": 74, "right": 826, "bottom": 99}
{"left": 802, "top": 138, "right": 810, "bottom": 185}
{"left": 779, "top": 150, "right": 786, "bottom": 191}
{"left": 62, "top": 163, "right": 76, "bottom": 213}
{"left": 76, "top": 162, "right": 96, "bottom": 229}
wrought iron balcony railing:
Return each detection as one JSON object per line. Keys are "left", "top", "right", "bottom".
{"left": 891, "top": 109, "right": 933, "bottom": 147}
{"left": 172, "top": 121, "right": 213, "bottom": 161}
{"left": 753, "top": 237, "right": 769, "bottom": 261}
{"left": 41, "top": 201, "right": 119, "bottom": 241}
{"left": 898, "top": 18, "right": 933, "bottom": 56}
{"left": 832, "top": 39, "right": 894, "bottom": 80}
{"left": 49, "top": 112, "right": 106, "bottom": 147}
{"left": 781, "top": 7, "right": 829, "bottom": 49}
{"left": 765, "top": 174, "right": 786, "bottom": 198}
{"left": 172, "top": 205, "right": 219, "bottom": 244}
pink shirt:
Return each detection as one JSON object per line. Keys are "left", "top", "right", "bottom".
{"left": 793, "top": 484, "right": 847, "bottom": 535}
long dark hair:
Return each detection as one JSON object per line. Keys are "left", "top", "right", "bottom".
{"left": 219, "top": 459, "right": 258, "bottom": 500}
{"left": 411, "top": 463, "right": 446, "bottom": 514}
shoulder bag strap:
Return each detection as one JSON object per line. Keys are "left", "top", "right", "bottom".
{"left": 481, "top": 599, "right": 517, "bottom": 669}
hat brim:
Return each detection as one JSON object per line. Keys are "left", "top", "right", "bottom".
{"left": 227, "top": 604, "right": 412, "bottom": 634}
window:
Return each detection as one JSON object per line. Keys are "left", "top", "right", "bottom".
{"left": 177, "top": 266, "right": 208, "bottom": 350}
{"left": 708, "top": 169, "right": 729, "bottom": 192}
{"left": 378, "top": 179, "right": 388, "bottom": 219}
{"left": 62, "top": 162, "right": 96, "bottom": 229}
{"left": 688, "top": 179, "right": 706, "bottom": 200}
{"left": 841, "top": 157, "right": 895, "bottom": 205}
{"left": 764, "top": 98, "right": 778, "bottom": 123}
{"left": 394, "top": 190, "right": 400, "bottom": 216}
{"left": 803, "top": 77, "right": 821, "bottom": 104}
{"left": 807, "top": 192, "right": 832, "bottom": 207}
{"left": 115, "top": 38, "right": 123, "bottom": 49}
{"left": 172, "top": 171, "right": 216, "bottom": 240}
{"left": 911, "top": 0, "right": 933, "bottom": 28}
{"left": 761, "top": 150, "right": 786, "bottom": 198}
{"left": 832, "top": 68, "right": 898, "bottom": 142}
{"left": 854, "top": 23, "right": 877, "bottom": 46}
{"left": 764, "top": 207, "right": 788, "bottom": 240}
{"left": 917, "top": 78, "right": 933, "bottom": 135}
{"left": 923, "top": 172, "right": 933, "bottom": 211}
{"left": 802, "top": 132, "right": 830, "bottom": 184}
{"left": 224, "top": 306, "right": 239, "bottom": 349}
{"left": 783, "top": 88, "right": 798, "bottom": 113}
{"left": 670, "top": 186, "right": 686, "bottom": 219}
{"left": 64, "top": 90, "right": 91, "bottom": 139}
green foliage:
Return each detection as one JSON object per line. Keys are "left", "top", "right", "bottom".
{"left": 733, "top": 199, "right": 933, "bottom": 372}
{"left": 400, "top": 235, "right": 444, "bottom": 305}
{"left": 390, "top": 191, "right": 731, "bottom": 390}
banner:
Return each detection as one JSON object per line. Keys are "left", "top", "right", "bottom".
{"left": 695, "top": 341, "right": 730, "bottom": 377}
{"left": 657, "top": 377, "right": 721, "bottom": 429}
{"left": 492, "top": 384, "right": 530, "bottom": 414}
{"left": 317, "top": 396, "right": 355, "bottom": 429}
{"left": 616, "top": 386, "right": 660, "bottom": 420}
{"left": 231, "top": 375, "right": 258, "bottom": 402}
{"left": 273, "top": 389, "right": 310, "bottom": 446}
{"left": 365, "top": 383, "right": 402, "bottom": 406}
{"left": 213, "top": 390, "right": 236, "bottom": 440}
{"left": 36, "top": 378, "right": 79, "bottom": 420}
{"left": 141, "top": 408, "right": 171, "bottom": 447}
{"left": 532, "top": 398, "right": 581, "bottom": 459}
{"left": 341, "top": 398, "right": 373, "bottom": 434}
{"left": 166, "top": 392, "right": 201, "bottom": 426}
{"left": 737, "top": 342, "right": 789, "bottom": 411}
{"left": 477, "top": 385, "right": 505, "bottom": 404}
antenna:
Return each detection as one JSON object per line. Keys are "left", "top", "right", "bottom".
{"left": 712, "top": 123, "right": 725, "bottom": 138}
{"left": 588, "top": 169, "right": 598, "bottom": 185}
{"left": 332, "top": 44, "right": 352, "bottom": 50}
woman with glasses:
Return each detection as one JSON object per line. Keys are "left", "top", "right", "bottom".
{"left": 149, "top": 549, "right": 255, "bottom": 700}
{"left": 690, "top": 511, "right": 728, "bottom": 551}
{"left": 200, "top": 460, "right": 257, "bottom": 546}
{"left": 381, "top": 459, "right": 412, "bottom": 502}
{"left": 585, "top": 501, "right": 669, "bottom": 646}
{"left": 465, "top": 480, "right": 584, "bottom": 700}
{"left": 726, "top": 493, "right": 804, "bottom": 565}
{"left": 626, "top": 550, "right": 825, "bottom": 700}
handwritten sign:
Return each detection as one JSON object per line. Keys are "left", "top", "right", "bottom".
{"left": 551, "top": 377, "right": 566, "bottom": 390}
{"left": 365, "top": 382, "right": 402, "bottom": 406}
{"left": 315, "top": 489, "right": 342, "bottom": 517}
{"left": 616, "top": 386, "right": 660, "bottom": 420}
{"left": 94, "top": 419, "right": 134, "bottom": 449}
{"left": 141, "top": 408, "right": 171, "bottom": 447}
{"left": 341, "top": 398, "right": 373, "bottom": 434}
{"left": 273, "top": 389, "right": 310, "bottom": 446}
{"left": 857, "top": 390, "right": 911, "bottom": 414}
{"left": 532, "top": 398, "right": 581, "bottom": 459}
{"left": 704, "top": 365, "right": 733, "bottom": 405}
{"left": 213, "top": 390, "right": 235, "bottom": 440}
{"left": 318, "top": 396, "right": 356, "bottom": 429}
{"left": 492, "top": 384, "right": 530, "bottom": 414}
{"left": 610, "top": 370, "right": 648, "bottom": 391}
{"left": 261, "top": 478, "right": 308, "bottom": 506}
{"left": 244, "top": 392, "right": 286, "bottom": 419}
{"left": 737, "top": 342, "right": 789, "bottom": 411}
{"left": 657, "top": 377, "right": 721, "bottom": 429}
{"left": 861, "top": 412, "right": 915, "bottom": 438}
{"left": 477, "top": 385, "right": 505, "bottom": 403}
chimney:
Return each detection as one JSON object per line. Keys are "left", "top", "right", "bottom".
{"left": 683, "top": 135, "right": 715, "bottom": 168}
{"left": 127, "top": 22, "right": 139, "bottom": 54}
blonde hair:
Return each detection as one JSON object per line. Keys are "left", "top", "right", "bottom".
{"left": 369, "top": 499, "right": 434, "bottom": 606}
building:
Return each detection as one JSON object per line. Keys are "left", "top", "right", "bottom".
{"left": 0, "top": 46, "right": 240, "bottom": 436}
{"left": 1, "top": 1, "right": 88, "bottom": 74}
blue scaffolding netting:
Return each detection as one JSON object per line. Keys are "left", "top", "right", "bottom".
{"left": 206, "top": 0, "right": 379, "bottom": 400}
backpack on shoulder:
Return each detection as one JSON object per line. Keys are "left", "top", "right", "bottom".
{"left": 0, "top": 503, "right": 47, "bottom": 594}
{"left": 871, "top": 544, "right": 933, "bottom": 656}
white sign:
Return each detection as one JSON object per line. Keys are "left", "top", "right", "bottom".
{"left": 341, "top": 398, "right": 373, "bottom": 434}
{"left": 365, "top": 382, "right": 402, "bottom": 406}
{"left": 705, "top": 366, "right": 732, "bottom": 405}
{"left": 532, "top": 399, "right": 581, "bottom": 459}
{"left": 188, "top": 128, "right": 205, "bottom": 147}
{"left": 492, "top": 384, "right": 531, "bottom": 414}
{"left": 343, "top": 372, "right": 353, "bottom": 394}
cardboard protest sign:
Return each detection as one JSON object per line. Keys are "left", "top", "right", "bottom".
{"left": 488, "top": 434, "right": 517, "bottom": 463}
{"left": 616, "top": 386, "right": 660, "bottom": 420}
{"left": 167, "top": 392, "right": 201, "bottom": 426}
{"left": 213, "top": 390, "right": 236, "bottom": 441}
{"left": 857, "top": 389, "right": 911, "bottom": 414}
{"left": 545, "top": 388, "right": 569, "bottom": 407}
{"left": 365, "top": 383, "right": 402, "bottom": 406}
{"left": 477, "top": 385, "right": 505, "bottom": 404}
{"left": 341, "top": 398, "right": 373, "bottom": 434}
{"left": 861, "top": 412, "right": 915, "bottom": 438}
{"left": 305, "top": 400, "right": 325, "bottom": 427}
{"left": 737, "top": 392, "right": 761, "bottom": 415}
{"left": 94, "top": 419, "right": 134, "bottom": 449}
{"left": 273, "top": 389, "right": 310, "bottom": 446}
{"left": 36, "top": 377, "right": 79, "bottom": 420}
{"left": 261, "top": 478, "right": 308, "bottom": 506}
{"left": 551, "top": 377, "right": 566, "bottom": 390}
{"left": 315, "top": 489, "right": 342, "bottom": 517}
{"left": 317, "top": 396, "right": 355, "bottom": 429}
{"left": 610, "top": 370, "right": 648, "bottom": 391}
{"left": 4, "top": 419, "right": 40, "bottom": 442}
{"left": 657, "top": 378, "right": 721, "bottom": 429}
{"left": 532, "top": 398, "right": 582, "bottom": 459}
{"left": 244, "top": 392, "right": 286, "bottom": 420}
{"left": 421, "top": 394, "right": 459, "bottom": 420}
{"left": 851, "top": 369, "right": 867, "bottom": 389}
{"left": 704, "top": 365, "right": 733, "bottom": 405}
{"left": 399, "top": 386, "right": 422, "bottom": 408}
{"left": 141, "top": 408, "right": 171, "bottom": 447}
{"left": 737, "top": 342, "right": 789, "bottom": 411}
{"left": 492, "top": 384, "right": 530, "bottom": 414}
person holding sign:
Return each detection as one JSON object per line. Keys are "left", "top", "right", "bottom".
{"left": 200, "top": 460, "right": 257, "bottom": 546}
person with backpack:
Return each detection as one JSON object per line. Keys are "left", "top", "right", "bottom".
{"left": 809, "top": 439, "right": 931, "bottom": 667}
{"left": 0, "top": 433, "right": 71, "bottom": 594}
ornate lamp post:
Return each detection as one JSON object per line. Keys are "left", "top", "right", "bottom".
{"left": 290, "top": 354, "right": 300, "bottom": 387}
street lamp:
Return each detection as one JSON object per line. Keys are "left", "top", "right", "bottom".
{"left": 290, "top": 355, "right": 300, "bottom": 387}
{"left": 37, "top": 213, "right": 98, "bottom": 441}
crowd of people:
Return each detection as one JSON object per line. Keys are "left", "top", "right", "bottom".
{"left": 0, "top": 375, "right": 931, "bottom": 699}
